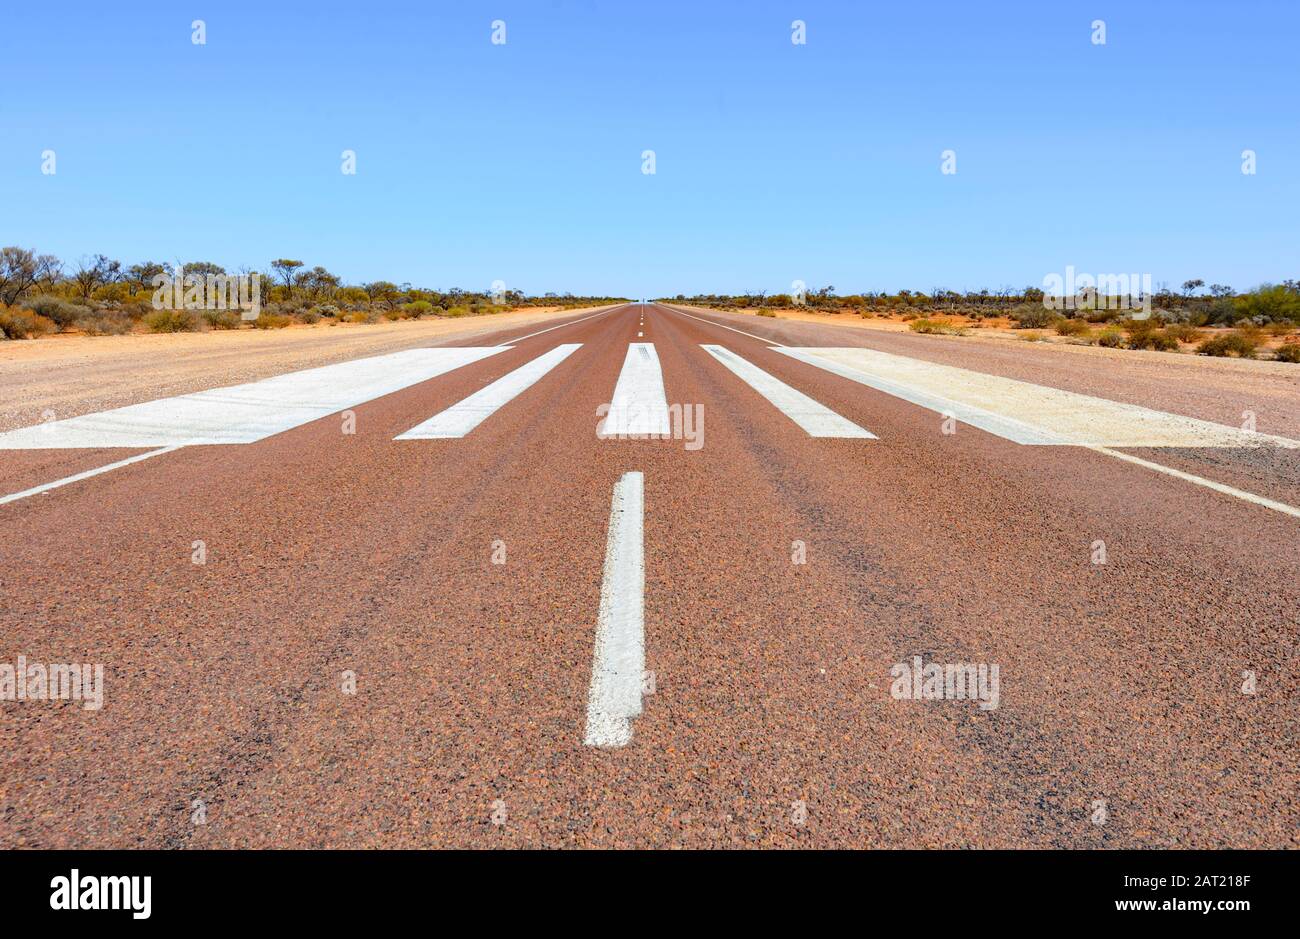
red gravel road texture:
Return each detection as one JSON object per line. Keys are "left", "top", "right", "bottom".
{"left": 1, "top": 303, "right": 1296, "bottom": 848}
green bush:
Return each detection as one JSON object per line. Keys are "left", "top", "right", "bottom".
{"left": 1095, "top": 329, "right": 1125, "bottom": 348}
{"left": 0, "top": 305, "right": 56, "bottom": 339}
{"left": 1054, "top": 317, "right": 1091, "bottom": 337}
{"left": 1197, "top": 331, "right": 1259, "bottom": 358}
{"left": 143, "top": 309, "right": 198, "bottom": 333}
{"left": 1010, "top": 304, "right": 1056, "bottom": 329}
{"left": 21, "top": 295, "right": 90, "bottom": 330}
{"left": 404, "top": 300, "right": 434, "bottom": 317}
{"left": 202, "top": 309, "right": 243, "bottom": 329}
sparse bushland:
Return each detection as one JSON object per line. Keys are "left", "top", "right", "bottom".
{"left": 665, "top": 281, "right": 1300, "bottom": 361}
{"left": 0, "top": 304, "right": 56, "bottom": 339}
{"left": 0, "top": 244, "right": 625, "bottom": 339}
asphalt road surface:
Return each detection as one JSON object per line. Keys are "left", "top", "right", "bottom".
{"left": 2, "top": 303, "right": 1296, "bottom": 848}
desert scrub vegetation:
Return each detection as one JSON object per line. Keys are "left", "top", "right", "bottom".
{"left": 0, "top": 304, "right": 56, "bottom": 339}
{"left": 1053, "top": 317, "right": 1092, "bottom": 338}
{"left": 0, "top": 244, "right": 625, "bottom": 339}
{"left": 1274, "top": 342, "right": 1300, "bottom": 363}
{"left": 1197, "top": 330, "right": 1260, "bottom": 358}
{"left": 909, "top": 317, "right": 966, "bottom": 335}
{"left": 143, "top": 309, "right": 198, "bottom": 333}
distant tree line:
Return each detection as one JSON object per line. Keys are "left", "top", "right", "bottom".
{"left": 662, "top": 280, "right": 1300, "bottom": 327}
{"left": 0, "top": 246, "right": 626, "bottom": 338}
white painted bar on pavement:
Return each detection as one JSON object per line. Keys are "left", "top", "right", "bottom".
{"left": 775, "top": 346, "right": 1300, "bottom": 448}
{"left": 395, "top": 344, "right": 581, "bottom": 439}
{"left": 601, "top": 343, "right": 670, "bottom": 438}
{"left": 584, "top": 471, "right": 646, "bottom": 748}
{"left": 0, "top": 446, "right": 181, "bottom": 506}
{"left": 0, "top": 347, "right": 507, "bottom": 450}
{"left": 700, "top": 344, "right": 876, "bottom": 439}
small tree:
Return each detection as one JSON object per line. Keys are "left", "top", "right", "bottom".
{"left": 271, "top": 259, "right": 304, "bottom": 296}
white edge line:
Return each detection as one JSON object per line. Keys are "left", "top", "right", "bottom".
{"left": 658, "top": 303, "right": 788, "bottom": 347}
{"left": 583, "top": 471, "right": 646, "bottom": 747}
{"left": 0, "top": 446, "right": 182, "bottom": 506}
{"left": 494, "top": 303, "right": 626, "bottom": 347}
{"left": 1088, "top": 446, "right": 1300, "bottom": 520}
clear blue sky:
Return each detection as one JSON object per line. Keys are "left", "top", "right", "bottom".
{"left": 2, "top": 0, "right": 1296, "bottom": 297}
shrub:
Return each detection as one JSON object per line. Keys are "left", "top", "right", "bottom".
{"left": 1095, "top": 329, "right": 1125, "bottom": 348}
{"left": 1274, "top": 342, "right": 1300, "bottom": 363}
{"left": 1083, "top": 307, "right": 1122, "bottom": 324}
{"left": 1127, "top": 330, "right": 1180, "bottom": 352}
{"left": 316, "top": 304, "right": 340, "bottom": 317}
{"left": 0, "top": 305, "right": 56, "bottom": 339}
{"left": 1197, "top": 331, "right": 1259, "bottom": 358}
{"left": 1054, "top": 317, "right": 1091, "bottom": 337}
{"left": 74, "top": 311, "right": 133, "bottom": 336}
{"left": 1162, "top": 323, "right": 1206, "bottom": 344}
{"left": 404, "top": 300, "right": 434, "bottom": 318}
{"left": 755, "top": 309, "right": 776, "bottom": 317}
{"left": 1018, "top": 331, "right": 1046, "bottom": 342}
{"left": 143, "top": 309, "right": 198, "bottom": 333}
{"left": 202, "top": 309, "right": 242, "bottom": 330}
{"left": 253, "top": 312, "right": 293, "bottom": 329}
{"left": 445, "top": 305, "right": 472, "bottom": 318}
{"left": 21, "top": 295, "right": 90, "bottom": 330}
{"left": 298, "top": 309, "right": 321, "bottom": 324}
{"left": 343, "top": 310, "right": 378, "bottom": 324}
{"left": 909, "top": 317, "right": 965, "bottom": 335}
{"left": 1010, "top": 304, "right": 1056, "bottom": 329}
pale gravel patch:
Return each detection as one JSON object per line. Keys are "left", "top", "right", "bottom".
{"left": 0, "top": 307, "right": 607, "bottom": 433}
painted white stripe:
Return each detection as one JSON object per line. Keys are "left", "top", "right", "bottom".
{"left": 1088, "top": 447, "right": 1300, "bottom": 519}
{"left": 496, "top": 304, "right": 624, "bottom": 345}
{"left": 700, "top": 344, "right": 876, "bottom": 438}
{"left": 601, "top": 343, "right": 671, "bottom": 437}
{"left": 0, "top": 347, "right": 506, "bottom": 450}
{"left": 584, "top": 471, "right": 646, "bottom": 747}
{"left": 662, "top": 304, "right": 787, "bottom": 346}
{"left": 395, "top": 344, "right": 581, "bottom": 439}
{"left": 775, "top": 347, "right": 1300, "bottom": 449}
{"left": 0, "top": 446, "right": 180, "bottom": 506}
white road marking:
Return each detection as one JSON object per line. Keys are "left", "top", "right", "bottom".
{"left": 495, "top": 304, "right": 624, "bottom": 346}
{"left": 601, "top": 343, "right": 671, "bottom": 437}
{"left": 0, "top": 347, "right": 506, "bottom": 450}
{"left": 661, "top": 304, "right": 787, "bottom": 345}
{"left": 395, "top": 344, "right": 581, "bottom": 439}
{"left": 584, "top": 471, "right": 646, "bottom": 748}
{"left": 0, "top": 446, "right": 181, "bottom": 506}
{"left": 700, "top": 345, "right": 876, "bottom": 438}
{"left": 776, "top": 347, "right": 1300, "bottom": 448}
{"left": 1088, "top": 447, "right": 1300, "bottom": 519}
